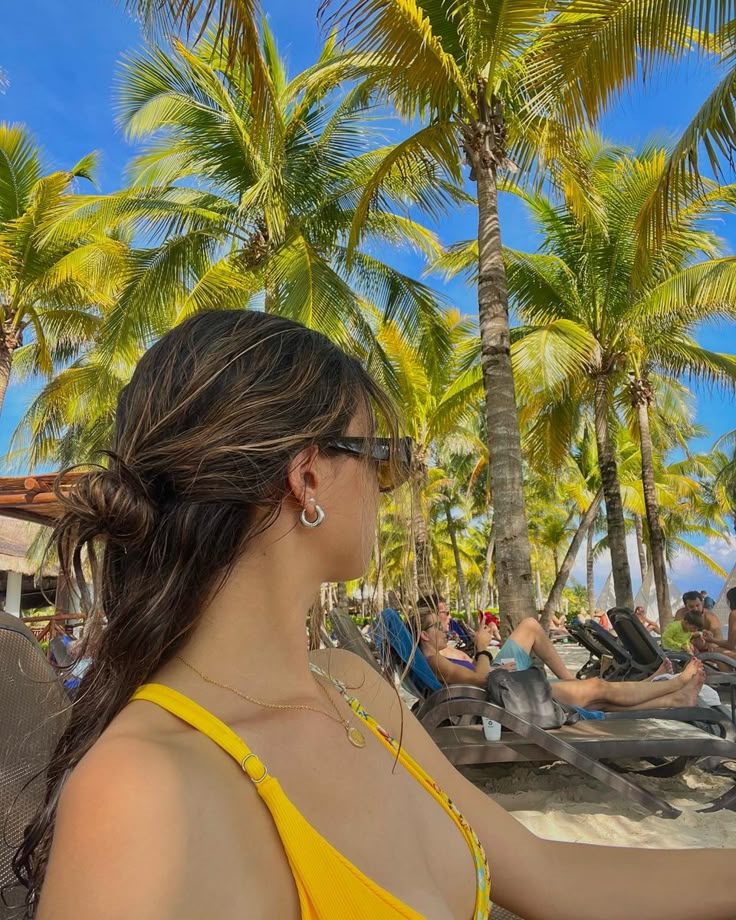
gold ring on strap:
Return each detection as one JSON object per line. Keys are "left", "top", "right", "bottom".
{"left": 241, "top": 753, "right": 269, "bottom": 784}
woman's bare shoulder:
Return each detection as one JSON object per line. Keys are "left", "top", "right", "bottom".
{"left": 39, "top": 730, "right": 192, "bottom": 919}
{"left": 39, "top": 707, "right": 281, "bottom": 919}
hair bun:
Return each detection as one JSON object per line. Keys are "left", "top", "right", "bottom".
{"left": 64, "top": 465, "right": 156, "bottom": 544}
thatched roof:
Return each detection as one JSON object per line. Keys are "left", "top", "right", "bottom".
{"left": 0, "top": 517, "right": 58, "bottom": 577}
{"left": 0, "top": 472, "right": 82, "bottom": 526}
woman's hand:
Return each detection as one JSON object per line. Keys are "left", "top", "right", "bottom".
{"left": 474, "top": 624, "right": 493, "bottom": 652}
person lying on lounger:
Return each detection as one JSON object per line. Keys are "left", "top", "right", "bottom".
{"left": 418, "top": 607, "right": 705, "bottom": 713}
{"left": 634, "top": 605, "right": 660, "bottom": 634}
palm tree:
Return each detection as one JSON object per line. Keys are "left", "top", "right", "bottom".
{"left": 634, "top": 13, "right": 736, "bottom": 255}
{"left": 314, "top": 0, "right": 719, "bottom": 628}
{"left": 47, "top": 28, "right": 455, "bottom": 356}
{"left": 372, "top": 308, "right": 483, "bottom": 597}
{"left": 510, "top": 137, "right": 736, "bottom": 621}
{"left": 527, "top": 459, "right": 603, "bottom": 623}
{"left": 21, "top": 29, "right": 457, "bottom": 465}
{"left": 124, "top": 0, "right": 264, "bottom": 84}
{"left": 0, "top": 123, "right": 123, "bottom": 421}
{"left": 439, "top": 134, "right": 736, "bottom": 620}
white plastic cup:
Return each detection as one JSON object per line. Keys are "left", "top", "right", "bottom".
{"left": 482, "top": 717, "right": 502, "bottom": 741}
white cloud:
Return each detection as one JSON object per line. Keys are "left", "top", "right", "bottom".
{"left": 566, "top": 533, "right": 736, "bottom": 600}
{"left": 669, "top": 536, "right": 736, "bottom": 594}
{"left": 568, "top": 533, "right": 641, "bottom": 595}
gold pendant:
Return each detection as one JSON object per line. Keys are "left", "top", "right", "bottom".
{"left": 347, "top": 725, "right": 366, "bottom": 748}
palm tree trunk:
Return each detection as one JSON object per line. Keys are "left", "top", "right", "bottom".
{"left": 593, "top": 375, "right": 633, "bottom": 608}
{"left": 374, "top": 534, "right": 384, "bottom": 614}
{"left": 634, "top": 387, "right": 672, "bottom": 626}
{"left": 0, "top": 321, "right": 20, "bottom": 420}
{"left": 444, "top": 503, "right": 471, "bottom": 619}
{"left": 634, "top": 514, "right": 648, "bottom": 580}
{"left": 543, "top": 489, "right": 604, "bottom": 622}
{"left": 535, "top": 566, "right": 543, "bottom": 610}
{"left": 411, "top": 469, "right": 432, "bottom": 596}
{"left": 473, "top": 155, "right": 536, "bottom": 629}
{"left": 479, "top": 527, "right": 495, "bottom": 609}
{"left": 586, "top": 526, "right": 595, "bottom": 616}
{"left": 336, "top": 581, "right": 348, "bottom": 612}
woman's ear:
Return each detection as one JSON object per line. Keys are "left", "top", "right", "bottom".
{"left": 286, "top": 445, "right": 321, "bottom": 505}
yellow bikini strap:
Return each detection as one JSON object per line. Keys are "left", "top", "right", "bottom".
{"left": 131, "top": 683, "right": 269, "bottom": 785}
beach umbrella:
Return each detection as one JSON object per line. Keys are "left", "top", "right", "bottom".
{"left": 713, "top": 561, "right": 736, "bottom": 628}
{"left": 595, "top": 573, "right": 616, "bottom": 612}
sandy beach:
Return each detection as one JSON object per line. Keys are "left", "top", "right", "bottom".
{"left": 459, "top": 642, "right": 736, "bottom": 850}
{"left": 464, "top": 760, "right": 735, "bottom": 849}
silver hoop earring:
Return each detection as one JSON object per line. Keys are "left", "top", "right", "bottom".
{"left": 300, "top": 503, "right": 325, "bottom": 528}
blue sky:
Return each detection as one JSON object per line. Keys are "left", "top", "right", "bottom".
{"left": 1, "top": 1, "right": 735, "bottom": 597}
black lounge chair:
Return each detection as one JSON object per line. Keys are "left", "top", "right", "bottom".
{"left": 569, "top": 622, "right": 647, "bottom": 681}
{"left": 0, "top": 613, "right": 70, "bottom": 918}
{"left": 370, "top": 609, "right": 736, "bottom": 818}
{"left": 609, "top": 608, "right": 736, "bottom": 719}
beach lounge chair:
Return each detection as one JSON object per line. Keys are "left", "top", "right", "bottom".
{"left": 373, "top": 609, "right": 736, "bottom": 818}
{"left": 329, "top": 608, "right": 382, "bottom": 673}
{"left": 608, "top": 608, "right": 736, "bottom": 720}
{"left": 608, "top": 607, "right": 735, "bottom": 673}
{"left": 568, "top": 622, "right": 645, "bottom": 680}
{"left": 0, "top": 613, "right": 70, "bottom": 918}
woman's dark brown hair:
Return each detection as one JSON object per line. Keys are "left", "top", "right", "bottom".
{"left": 13, "top": 309, "right": 399, "bottom": 912}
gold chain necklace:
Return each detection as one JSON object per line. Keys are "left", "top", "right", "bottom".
{"left": 176, "top": 655, "right": 366, "bottom": 749}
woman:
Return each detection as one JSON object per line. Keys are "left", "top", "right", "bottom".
{"left": 418, "top": 608, "right": 706, "bottom": 713}
{"left": 16, "top": 312, "right": 733, "bottom": 919}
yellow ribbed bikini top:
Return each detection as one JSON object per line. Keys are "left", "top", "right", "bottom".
{"left": 131, "top": 670, "right": 491, "bottom": 919}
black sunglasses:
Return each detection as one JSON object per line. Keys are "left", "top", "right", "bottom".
{"left": 325, "top": 437, "right": 413, "bottom": 493}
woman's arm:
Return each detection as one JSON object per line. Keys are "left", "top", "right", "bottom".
{"left": 432, "top": 650, "right": 490, "bottom": 688}
{"left": 333, "top": 651, "right": 734, "bottom": 920}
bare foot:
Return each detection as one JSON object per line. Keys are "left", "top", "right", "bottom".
{"left": 679, "top": 658, "right": 704, "bottom": 685}
{"left": 650, "top": 659, "right": 674, "bottom": 679}
{"left": 666, "top": 671, "right": 705, "bottom": 708}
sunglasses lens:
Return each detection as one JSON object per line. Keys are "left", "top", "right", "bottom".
{"left": 377, "top": 439, "right": 413, "bottom": 493}
{"left": 377, "top": 463, "right": 394, "bottom": 493}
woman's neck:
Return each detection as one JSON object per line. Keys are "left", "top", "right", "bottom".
{"left": 161, "top": 535, "right": 323, "bottom": 702}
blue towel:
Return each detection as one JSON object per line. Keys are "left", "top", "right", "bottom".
{"left": 573, "top": 706, "right": 605, "bottom": 720}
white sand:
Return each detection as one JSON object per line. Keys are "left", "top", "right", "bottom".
{"left": 463, "top": 762, "right": 736, "bottom": 849}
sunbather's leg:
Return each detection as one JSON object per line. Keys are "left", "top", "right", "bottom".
{"left": 701, "top": 648, "right": 736, "bottom": 671}
{"left": 551, "top": 659, "right": 704, "bottom": 710}
{"left": 506, "top": 617, "right": 575, "bottom": 680}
